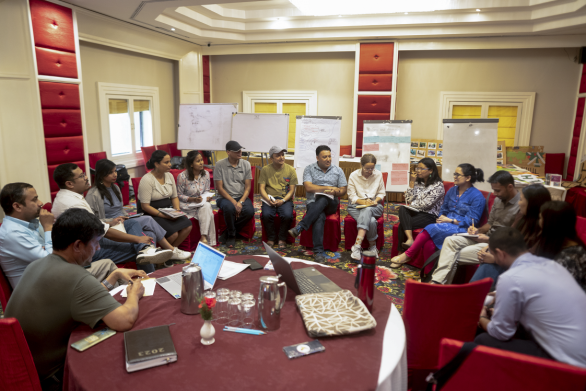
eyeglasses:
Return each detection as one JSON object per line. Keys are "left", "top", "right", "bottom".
{"left": 453, "top": 173, "right": 464, "bottom": 178}
{"left": 414, "top": 167, "right": 429, "bottom": 172}
{"left": 363, "top": 168, "right": 375, "bottom": 172}
{"left": 75, "top": 172, "right": 87, "bottom": 180}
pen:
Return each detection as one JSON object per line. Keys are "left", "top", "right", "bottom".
{"left": 142, "top": 232, "right": 154, "bottom": 244}
{"left": 223, "top": 327, "right": 266, "bottom": 335}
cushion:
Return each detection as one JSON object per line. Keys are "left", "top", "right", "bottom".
{"left": 42, "top": 109, "right": 82, "bottom": 137}
{"left": 45, "top": 136, "right": 85, "bottom": 165}
{"left": 357, "top": 95, "right": 392, "bottom": 113}
{"left": 359, "top": 43, "right": 394, "bottom": 74}
{"left": 47, "top": 161, "right": 85, "bottom": 192}
{"left": 356, "top": 113, "right": 391, "bottom": 133}
{"left": 29, "top": 0, "right": 76, "bottom": 53}
{"left": 358, "top": 74, "right": 392, "bottom": 91}
{"left": 204, "top": 93, "right": 211, "bottom": 103}
{"left": 39, "top": 82, "right": 80, "bottom": 110}
{"left": 35, "top": 47, "right": 78, "bottom": 79}
{"left": 202, "top": 55, "right": 210, "bottom": 77}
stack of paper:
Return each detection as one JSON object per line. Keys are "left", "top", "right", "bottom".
{"left": 315, "top": 192, "right": 334, "bottom": 199}
{"left": 217, "top": 261, "right": 250, "bottom": 280}
{"left": 187, "top": 192, "right": 215, "bottom": 208}
{"left": 112, "top": 278, "right": 157, "bottom": 297}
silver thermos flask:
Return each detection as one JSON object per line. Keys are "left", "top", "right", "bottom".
{"left": 180, "top": 263, "right": 205, "bottom": 315}
{"left": 258, "top": 275, "right": 287, "bottom": 331}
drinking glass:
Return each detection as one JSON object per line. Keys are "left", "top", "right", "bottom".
{"left": 227, "top": 298, "right": 243, "bottom": 327}
{"left": 241, "top": 293, "right": 254, "bottom": 302}
{"left": 217, "top": 288, "right": 230, "bottom": 298}
{"left": 214, "top": 294, "right": 230, "bottom": 325}
{"left": 229, "top": 290, "right": 242, "bottom": 299}
{"left": 241, "top": 299, "right": 256, "bottom": 329}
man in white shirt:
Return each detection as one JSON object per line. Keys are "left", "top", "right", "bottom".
{"left": 52, "top": 163, "right": 172, "bottom": 271}
{"left": 476, "top": 227, "right": 586, "bottom": 368}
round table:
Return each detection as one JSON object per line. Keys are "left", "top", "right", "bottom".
{"left": 65, "top": 255, "right": 407, "bottom": 391}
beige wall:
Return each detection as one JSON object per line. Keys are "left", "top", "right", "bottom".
{"left": 396, "top": 48, "right": 581, "bottom": 154}
{"left": 210, "top": 52, "right": 356, "bottom": 146}
{"left": 80, "top": 42, "right": 179, "bottom": 158}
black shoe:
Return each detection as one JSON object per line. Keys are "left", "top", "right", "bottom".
{"left": 227, "top": 236, "right": 236, "bottom": 248}
{"left": 219, "top": 232, "right": 227, "bottom": 245}
{"left": 288, "top": 226, "right": 300, "bottom": 238}
{"left": 314, "top": 253, "right": 326, "bottom": 263}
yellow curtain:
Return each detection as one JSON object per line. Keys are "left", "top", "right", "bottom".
{"left": 283, "top": 103, "right": 307, "bottom": 151}
{"left": 452, "top": 105, "right": 482, "bottom": 119}
{"left": 109, "top": 99, "right": 128, "bottom": 114}
{"left": 134, "top": 100, "right": 150, "bottom": 113}
{"left": 488, "top": 106, "right": 518, "bottom": 147}
{"left": 254, "top": 102, "right": 277, "bottom": 114}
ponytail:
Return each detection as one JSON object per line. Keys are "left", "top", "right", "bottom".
{"left": 146, "top": 150, "right": 168, "bottom": 170}
{"left": 458, "top": 163, "right": 485, "bottom": 184}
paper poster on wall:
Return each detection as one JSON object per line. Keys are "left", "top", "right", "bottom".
{"left": 294, "top": 116, "right": 342, "bottom": 180}
{"left": 363, "top": 120, "right": 412, "bottom": 192}
{"left": 177, "top": 103, "right": 237, "bottom": 151}
{"left": 411, "top": 138, "right": 443, "bottom": 164}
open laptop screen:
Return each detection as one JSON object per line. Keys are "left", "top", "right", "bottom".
{"left": 191, "top": 242, "right": 225, "bottom": 289}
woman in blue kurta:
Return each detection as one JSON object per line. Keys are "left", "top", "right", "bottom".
{"left": 391, "top": 163, "right": 486, "bottom": 268}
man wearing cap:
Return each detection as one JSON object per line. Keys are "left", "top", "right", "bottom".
{"left": 259, "top": 146, "right": 298, "bottom": 249}
{"left": 214, "top": 140, "right": 254, "bottom": 247}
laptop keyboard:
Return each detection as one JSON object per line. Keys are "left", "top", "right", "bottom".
{"left": 293, "top": 270, "right": 325, "bottom": 294}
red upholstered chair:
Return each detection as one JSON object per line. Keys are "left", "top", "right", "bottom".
{"left": 0, "top": 317, "right": 42, "bottom": 391}
{"left": 140, "top": 146, "right": 156, "bottom": 172}
{"left": 299, "top": 199, "right": 342, "bottom": 253}
{"left": 344, "top": 172, "right": 388, "bottom": 251}
{"left": 402, "top": 278, "right": 492, "bottom": 389}
{"left": 168, "top": 143, "right": 182, "bottom": 158}
{"left": 576, "top": 216, "right": 586, "bottom": 243}
{"left": 260, "top": 208, "right": 297, "bottom": 245}
{"left": 0, "top": 265, "right": 12, "bottom": 311}
{"left": 156, "top": 144, "right": 171, "bottom": 155}
{"left": 215, "top": 167, "right": 256, "bottom": 241}
{"left": 545, "top": 153, "right": 565, "bottom": 177}
{"left": 340, "top": 145, "right": 352, "bottom": 156}
{"left": 437, "top": 338, "right": 586, "bottom": 391}
{"left": 88, "top": 152, "right": 130, "bottom": 206}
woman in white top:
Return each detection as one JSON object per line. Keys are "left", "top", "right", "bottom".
{"left": 138, "top": 150, "right": 192, "bottom": 250}
{"left": 177, "top": 151, "right": 216, "bottom": 246}
{"left": 347, "top": 153, "right": 386, "bottom": 260}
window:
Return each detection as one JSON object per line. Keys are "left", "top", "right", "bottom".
{"left": 438, "top": 92, "right": 535, "bottom": 146}
{"left": 243, "top": 91, "right": 318, "bottom": 151}
{"left": 98, "top": 83, "right": 161, "bottom": 167}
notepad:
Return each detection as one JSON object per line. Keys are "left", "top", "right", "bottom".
{"left": 315, "top": 192, "right": 334, "bottom": 199}
{"left": 187, "top": 192, "right": 215, "bottom": 208}
{"left": 217, "top": 261, "right": 250, "bottom": 280}
{"left": 455, "top": 233, "right": 479, "bottom": 238}
{"left": 121, "top": 279, "right": 157, "bottom": 297}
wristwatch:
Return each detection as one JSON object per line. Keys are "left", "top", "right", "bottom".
{"left": 102, "top": 279, "right": 114, "bottom": 291}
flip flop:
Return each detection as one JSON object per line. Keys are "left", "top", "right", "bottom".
{"left": 390, "top": 255, "right": 409, "bottom": 268}
{"left": 278, "top": 241, "right": 286, "bottom": 249}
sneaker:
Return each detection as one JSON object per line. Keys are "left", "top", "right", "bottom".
{"left": 136, "top": 245, "right": 173, "bottom": 265}
{"left": 350, "top": 244, "right": 362, "bottom": 261}
{"left": 367, "top": 245, "right": 379, "bottom": 259}
{"left": 314, "top": 253, "right": 326, "bottom": 263}
{"left": 171, "top": 247, "right": 192, "bottom": 260}
{"left": 288, "top": 226, "right": 300, "bottom": 238}
{"left": 227, "top": 236, "right": 236, "bottom": 248}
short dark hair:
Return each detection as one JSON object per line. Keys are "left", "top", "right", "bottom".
{"left": 0, "top": 183, "right": 33, "bottom": 215}
{"left": 146, "top": 150, "right": 169, "bottom": 170}
{"left": 487, "top": 171, "right": 514, "bottom": 187}
{"left": 360, "top": 153, "right": 377, "bottom": 165}
{"left": 488, "top": 227, "right": 527, "bottom": 257}
{"left": 53, "top": 163, "right": 78, "bottom": 189}
{"left": 315, "top": 145, "right": 331, "bottom": 156}
{"left": 52, "top": 208, "right": 105, "bottom": 251}
{"left": 457, "top": 163, "right": 485, "bottom": 184}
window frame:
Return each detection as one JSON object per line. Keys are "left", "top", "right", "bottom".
{"left": 438, "top": 91, "right": 535, "bottom": 145}
{"left": 97, "top": 82, "right": 161, "bottom": 168}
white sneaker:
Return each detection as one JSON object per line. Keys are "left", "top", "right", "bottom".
{"left": 171, "top": 247, "right": 192, "bottom": 260}
{"left": 351, "top": 244, "right": 362, "bottom": 261}
{"left": 136, "top": 245, "right": 173, "bottom": 265}
{"left": 367, "top": 245, "right": 379, "bottom": 258}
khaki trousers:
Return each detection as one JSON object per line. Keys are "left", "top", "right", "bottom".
{"left": 431, "top": 236, "right": 488, "bottom": 284}
{"left": 86, "top": 259, "right": 123, "bottom": 287}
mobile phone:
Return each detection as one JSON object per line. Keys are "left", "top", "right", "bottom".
{"left": 283, "top": 340, "right": 325, "bottom": 359}
{"left": 128, "top": 213, "right": 144, "bottom": 219}
{"left": 71, "top": 328, "right": 116, "bottom": 352}
{"left": 243, "top": 258, "right": 263, "bottom": 270}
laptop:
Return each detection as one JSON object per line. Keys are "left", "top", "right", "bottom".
{"left": 156, "top": 242, "right": 226, "bottom": 299}
{"left": 263, "top": 242, "right": 342, "bottom": 295}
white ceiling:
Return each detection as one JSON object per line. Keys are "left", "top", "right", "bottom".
{"left": 62, "top": 0, "right": 586, "bottom": 46}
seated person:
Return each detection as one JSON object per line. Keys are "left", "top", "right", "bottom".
{"left": 138, "top": 150, "right": 193, "bottom": 254}
{"left": 430, "top": 171, "right": 520, "bottom": 284}
{"left": 5, "top": 208, "right": 147, "bottom": 389}
{"left": 471, "top": 184, "right": 551, "bottom": 287}
{"left": 177, "top": 151, "right": 216, "bottom": 246}
{"left": 347, "top": 153, "right": 385, "bottom": 260}
{"left": 398, "top": 157, "right": 444, "bottom": 249}
{"left": 534, "top": 201, "right": 586, "bottom": 291}
{"left": 259, "top": 145, "right": 298, "bottom": 249}
{"left": 390, "top": 163, "right": 486, "bottom": 268}
{"left": 476, "top": 227, "right": 586, "bottom": 368}
{"left": 86, "top": 159, "right": 190, "bottom": 261}
{"left": 0, "top": 182, "right": 121, "bottom": 288}
{"left": 288, "top": 145, "right": 348, "bottom": 263}
{"left": 51, "top": 163, "right": 173, "bottom": 271}
{"left": 213, "top": 140, "right": 254, "bottom": 248}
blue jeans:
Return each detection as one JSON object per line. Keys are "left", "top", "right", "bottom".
{"left": 470, "top": 263, "right": 506, "bottom": 290}
{"left": 298, "top": 196, "right": 338, "bottom": 254}
{"left": 261, "top": 200, "right": 294, "bottom": 242}
{"left": 216, "top": 197, "right": 255, "bottom": 237}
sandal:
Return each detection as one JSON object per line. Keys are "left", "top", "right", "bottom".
{"left": 266, "top": 241, "right": 275, "bottom": 247}
{"left": 278, "top": 241, "right": 286, "bottom": 249}
{"left": 390, "top": 255, "right": 410, "bottom": 269}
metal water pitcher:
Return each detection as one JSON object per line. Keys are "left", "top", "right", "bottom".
{"left": 180, "top": 263, "right": 205, "bottom": 315}
{"left": 355, "top": 250, "right": 377, "bottom": 312}
{"left": 258, "top": 275, "right": 287, "bottom": 331}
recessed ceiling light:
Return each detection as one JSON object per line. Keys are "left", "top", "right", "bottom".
{"left": 404, "top": 12, "right": 408, "bottom": 14}
{"left": 338, "top": 15, "right": 342, "bottom": 17}
{"left": 476, "top": 9, "right": 481, "bottom": 11}
{"left": 171, "top": 28, "right": 175, "bottom": 31}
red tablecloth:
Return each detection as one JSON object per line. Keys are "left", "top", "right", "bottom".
{"left": 566, "top": 187, "right": 586, "bottom": 218}
{"left": 64, "top": 256, "right": 392, "bottom": 391}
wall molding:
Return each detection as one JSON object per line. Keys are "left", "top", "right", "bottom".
{"left": 78, "top": 32, "right": 184, "bottom": 60}
{"left": 0, "top": 72, "right": 31, "bottom": 80}
{"left": 242, "top": 90, "right": 318, "bottom": 114}
{"left": 438, "top": 91, "right": 536, "bottom": 145}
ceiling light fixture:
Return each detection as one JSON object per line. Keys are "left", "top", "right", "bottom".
{"left": 288, "top": 0, "right": 445, "bottom": 16}
{"left": 476, "top": 9, "right": 481, "bottom": 11}
{"left": 171, "top": 28, "right": 175, "bottom": 31}
{"left": 404, "top": 12, "right": 408, "bottom": 14}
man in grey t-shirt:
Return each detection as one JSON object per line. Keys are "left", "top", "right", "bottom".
{"left": 5, "top": 209, "right": 146, "bottom": 390}
{"left": 213, "top": 140, "right": 254, "bottom": 247}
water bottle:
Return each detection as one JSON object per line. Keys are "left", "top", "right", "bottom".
{"left": 355, "top": 250, "right": 376, "bottom": 312}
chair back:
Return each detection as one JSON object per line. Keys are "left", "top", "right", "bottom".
{"left": 170, "top": 169, "right": 185, "bottom": 184}
{"left": 248, "top": 166, "right": 255, "bottom": 202}
{"left": 168, "top": 143, "right": 181, "bottom": 158}
{"left": 140, "top": 146, "right": 157, "bottom": 167}
{"left": 576, "top": 216, "right": 586, "bottom": 244}
{"left": 438, "top": 338, "right": 586, "bottom": 391}
{"left": 88, "top": 152, "right": 107, "bottom": 169}
{"left": 131, "top": 177, "right": 142, "bottom": 213}
{"left": 0, "top": 318, "right": 42, "bottom": 391}
{"left": 402, "top": 278, "right": 492, "bottom": 370}
{"left": 0, "top": 265, "right": 12, "bottom": 310}
{"left": 156, "top": 144, "right": 171, "bottom": 155}
{"left": 443, "top": 181, "right": 455, "bottom": 193}
{"left": 41, "top": 203, "right": 52, "bottom": 212}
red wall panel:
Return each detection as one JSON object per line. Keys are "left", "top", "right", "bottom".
{"left": 45, "top": 136, "right": 85, "bottom": 165}
{"left": 39, "top": 81, "right": 80, "bottom": 109}
{"left": 359, "top": 74, "right": 392, "bottom": 91}
{"left": 29, "top": 0, "right": 75, "bottom": 53}
{"left": 356, "top": 113, "right": 391, "bottom": 133}
{"left": 357, "top": 95, "right": 392, "bottom": 113}
{"left": 47, "top": 161, "right": 85, "bottom": 193}
{"left": 35, "top": 47, "right": 78, "bottom": 79}
{"left": 580, "top": 66, "right": 586, "bottom": 94}
{"left": 567, "top": 97, "right": 585, "bottom": 179}
{"left": 359, "top": 43, "right": 394, "bottom": 74}
{"left": 42, "top": 109, "right": 83, "bottom": 137}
